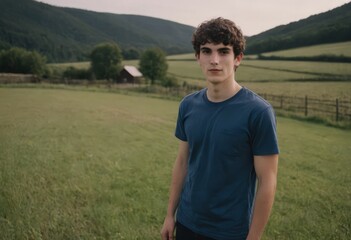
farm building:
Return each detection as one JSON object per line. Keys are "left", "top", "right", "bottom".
{"left": 118, "top": 65, "right": 143, "bottom": 84}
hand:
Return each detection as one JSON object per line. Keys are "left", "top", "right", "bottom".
{"left": 160, "top": 215, "right": 175, "bottom": 240}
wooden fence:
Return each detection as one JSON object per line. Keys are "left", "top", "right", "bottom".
{"left": 141, "top": 85, "right": 351, "bottom": 122}
{"left": 258, "top": 93, "right": 351, "bottom": 122}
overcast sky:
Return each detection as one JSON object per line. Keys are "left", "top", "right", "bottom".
{"left": 37, "top": 0, "right": 349, "bottom": 36}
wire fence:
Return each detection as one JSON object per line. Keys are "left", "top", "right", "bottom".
{"left": 141, "top": 85, "right": 351, "bottom": 122}
{"left": 258, "top": 93, "right": 351, "bottom": 122}
{"left": 2, "top": 78, "right": 350, "bottom": 123}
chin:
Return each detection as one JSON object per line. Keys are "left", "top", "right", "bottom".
{"left": 207, "top": 78, "right": 224, "bottom": 84}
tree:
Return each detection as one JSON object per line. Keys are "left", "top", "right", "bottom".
{"left": 0, "top": 47, "right": 46, "bottom": 75}
{"left": 139, "top": 48, "right": 168, "bottom": 85}
{"left": 90, "top": 43, "right": 122, "bottom": 80}
{"left": 122, "top": 47, "right": 140, "bottom": 60}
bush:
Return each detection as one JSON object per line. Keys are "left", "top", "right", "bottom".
{"left": 0, "top": 47, "right": 47, "bottom": 75}
{"left": 63, "top": 66, "right": 92, "bottom": 80}
{"left": 161, "top": 76, "right": 179, "bottom": 87}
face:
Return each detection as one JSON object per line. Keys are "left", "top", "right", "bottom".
{"left": 196, "top": 43, "right": 242, "bottom": 85}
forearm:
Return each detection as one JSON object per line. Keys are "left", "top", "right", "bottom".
{"left": 247, "top": 177, "right": 277, "bottom": 240}
{"left": 161, "top": 141, "right": 189, "bottom": 239}
{"left": 166, "top": 157, "right": 187, "bottom": 217}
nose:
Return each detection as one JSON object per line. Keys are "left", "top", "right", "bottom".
{"left": 210, "top": 52, "right": 219, "bottom": 65}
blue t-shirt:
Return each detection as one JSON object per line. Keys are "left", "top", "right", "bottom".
{"left": 175, "top": 87, "right": 279, "bottom": 240}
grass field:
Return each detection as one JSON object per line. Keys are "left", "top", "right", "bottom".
{"left": 46, "top": 41, "right": 351, "bottom": 102}
{"left": 165, "top": 59, "right": 351, "bottom": 82}
{"left": 165, "top": 59, "right": 351, "bottom": 100}
{"left": 167, "top": 42, "right": 351, "bottom": 59}
{"left": 0, "top": 88, "right": 350, "bottom": 239}
{"left": 261, "top": 41, "right": 351, "bottom": 57}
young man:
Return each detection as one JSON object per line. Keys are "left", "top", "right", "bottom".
{"left": 161, "top": 18, "right": 279, "bottom": 240}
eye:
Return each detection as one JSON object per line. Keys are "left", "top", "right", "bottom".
{"left": 219, "top": 49, "right": 230, "bottom": 55}
{"left": 200, "top": 48, "right": 211, "bottom": 55}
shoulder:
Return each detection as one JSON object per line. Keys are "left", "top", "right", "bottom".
{"left": 181, "top": 88, "right": 205, "bottom": 102}
{"left": 240, "top": 87, "right": 271, "bottom": 110}
{"left": 179, "top": 88, "right": 206, "bottom": 108}
{"left": 238, "top": 88, "right": 276, "bottom": 125}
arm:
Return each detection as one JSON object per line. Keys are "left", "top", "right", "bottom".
{"left": 247, "top": 154, "right": 279, "bottom": 240}
{"left": 161, "top": 140, "right": 189, "bottom": 240}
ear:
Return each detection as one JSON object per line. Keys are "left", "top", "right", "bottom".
{"left": 234, "top": 52, "right": 244, "bottom": 68}
{"left": 195, "top": 53, "right": 200, "bottom": 64}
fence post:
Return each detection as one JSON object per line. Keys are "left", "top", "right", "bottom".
{"left": 336, "top": 98, "right": 339, "bottom": 122}
{"left": 305, "top": 95, "right": 308, "bottom": 116}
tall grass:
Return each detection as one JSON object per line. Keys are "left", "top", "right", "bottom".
{"left": 0, "top": 88, "right": 350, "bottom": 239}
{"left": 0, "top": 88, "right": 178, "bottom": 239}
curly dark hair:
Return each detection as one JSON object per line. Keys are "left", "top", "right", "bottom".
{"left": 192, "top": 18, "right": 246, "bottom": 57}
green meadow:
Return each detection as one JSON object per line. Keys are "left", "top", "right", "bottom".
{"left": 49, "top": 59, "right": 351, "bottom": 100}
{"left": 0, "top": 88, "right": 350, "bottom": 239}
{"left": 261, "top": 41, "right": 351, "bottom": 57}
{"left": 165, "top": 42, "right": 351, "bottom": 100}
{"left": 47, "top": 41, "right": 351, "bottom": 101}
{"left": 2, "top": 41, "right": 351, "bottom": 239}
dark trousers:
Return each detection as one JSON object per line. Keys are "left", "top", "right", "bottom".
{"left": 176, "top": 222, "right": 216, "bottom": 240}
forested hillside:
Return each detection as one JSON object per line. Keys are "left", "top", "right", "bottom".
{"left": 245, "top": 2, "right": 351, "bottom": 54}
{"left": 0, "top": 0, "right": 194, "bottom": 62}
{"left": 1, "top": 0, "right": 350, "bottom": 62}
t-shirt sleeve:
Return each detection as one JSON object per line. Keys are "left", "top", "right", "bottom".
{"left": 175, "top": 102, "right": 187, "bottom": 141}
{"left": 251, "top": 106, "right": 279, "bottom": 155}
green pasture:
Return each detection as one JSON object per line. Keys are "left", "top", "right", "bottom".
{"left": 165, "top": 59, "right": 351, "bottom": 82}
{"left": 46, "top": 58, "right": 351, "bottom": 100}
{"left": 242, "top": 81, "right": 351, "bottom": 100}
{"left": 165, "top": 60, "right": 351, "bottom": 99}
{"left": 262, "top": 41, "right": 351, "bottom": 57}
{"left": 166, "top": 41, "right": 351, "bottom": 62}
{"left": 45, "top": 41, "right": 351, "bottom": 101}
{"left": 167, "top": 53, "right": 195, "bottom": 60}
{"left": 0, "top": 88, "right": 350, "bottom": 239}
{"left": 242, "top": 60, "right": 351, "bottom": 79}
{"left": 47, "top": 61, "right": 90, "bottom": 73}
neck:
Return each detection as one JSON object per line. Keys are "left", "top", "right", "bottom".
{"left": 206, "top": 79, "right": 242, "bottom": 103}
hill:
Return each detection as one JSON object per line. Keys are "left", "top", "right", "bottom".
{"left": 2, "top": 0, "right": 350, "bottom": 63}
{"left": 0, "top": 0, "right": 195, "bottom": 62}
{"left": 245, "top": 2, "right": 351, "bottom": 54}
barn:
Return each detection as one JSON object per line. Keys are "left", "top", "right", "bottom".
{"left": 118, "top": 65, "right": 143, "bottom": 84}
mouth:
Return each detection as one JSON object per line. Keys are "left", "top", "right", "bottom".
{"left": 208, "top": 69, "right": 222, "bottom": 72}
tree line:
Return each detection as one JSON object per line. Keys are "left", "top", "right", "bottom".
{"left": 0, "top": 43, "right": 175, "bottom": 86}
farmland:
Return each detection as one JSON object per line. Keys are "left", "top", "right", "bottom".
{"left": 48, "top": 59, "right": 351, "bottom": 100}
{"left": 47, "top": 41, "right": 351, "bottom": 87}
{"left": 0, "top": 88, "right": 350, "bottom": 239}
{"left": 261, "top": 41, "right": 351, "bottom": 58}
{"left": 1, "top": 41, "right": 351, "bottom": 239}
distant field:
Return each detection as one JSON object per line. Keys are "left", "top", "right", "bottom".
{"left": 46, "top": 42, "right": 351, "bottom": 100}
{"left": 242, "top": 60, "right": 351, "bottom": 78}
{"left": 166, "top": 59, "right": 351, "bottom": 98}
{"left": 48, "top": 61, "right": 90, "bottom": 71}
{"left": 242, "top": 81, "right": 351, "bottom": 100}
{"left": 0, "top": 88, "right": 350, "bottom": 239}
{"left": 167, "top": 60, "right": 324, "bottom": 82}
{"left": 167, "top": 41, "right": 351, "bottom": 59}
{"left": 261, "top": 41, "right": 351, "bottom": 57}
{"left": 167, "top": 53, "right": 195, "bottom": 60}
{"left": 47, "top": 59, "right": 351, "bottom": 99}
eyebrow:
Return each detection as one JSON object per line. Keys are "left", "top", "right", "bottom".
{"left": 200, "top": 47, "right": 232, "bottom": 51}
{"left": 200, "top": 47, "right": 210, "bottom": 51}
{"left": 218, "top": 47, "right": 232, "bottom": 51}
